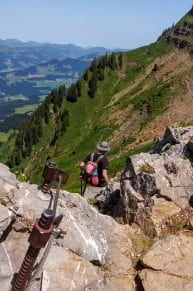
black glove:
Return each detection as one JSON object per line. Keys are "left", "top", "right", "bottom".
{"left": 105, "top": 184, "right": 112, "bottom": 193}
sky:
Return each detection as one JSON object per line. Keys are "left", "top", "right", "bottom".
{"left": 0, "top": 0, "right": 193, "bottom": 50}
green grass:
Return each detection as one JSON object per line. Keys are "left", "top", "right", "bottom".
{"left": 0, "top": 132, "right": 10, "bottom": 143}
{"left": 0, "top": 130, "right": 14, "bottom": 143}
{"left": 130, "top": 82, "right": 170, "bottom": 129}
{"left": 14, "top": 104, "right": 38, "bottom": 114}
{"left": 0, "top": 130, "right": 16, "bottom": 163}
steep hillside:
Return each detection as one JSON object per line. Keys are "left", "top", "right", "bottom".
{"left": 5, "top": 7, "right": 193, "bottom": 193}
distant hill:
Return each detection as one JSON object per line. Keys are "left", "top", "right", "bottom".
{"left": 0, "top": 39, "right": 114, "bottom": 72}
{"left": 3, "top": 7, "right": 193, "bottom": 192}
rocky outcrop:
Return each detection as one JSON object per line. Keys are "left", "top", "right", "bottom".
{"left": 164, "top": 9, "right": 193, "bottom": 53}
{"left": 110, "top": 127, "right": 193, "bottom": 238}
{"left": 0, "top": 163, "right": 135, "bottom": 291}
{"left": 139, "top": 234, "right": 193, "bottom": 290}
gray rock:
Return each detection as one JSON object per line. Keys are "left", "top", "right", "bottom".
{"left": 57, "top": 190, "right": 133, "bottom": 267}
{"left": 139, "top": 234, "right": 193, "bottom": 290}
{"left": 0, "top": 164, "right": 135, "bottom": 290}
{"left": 150, "top": 126, "right": 193, "bottom": 154}
{"left": 141, "top": 234, "right": 193, "bottom": 277}
{"left": 114, "top": 127, "right": 193, "bottom": 235}
{"left": 0, "top": 204, "right": 14, "bottom": 240}
{"left": 140, "top": 269, "right": 193, "bottom": 291}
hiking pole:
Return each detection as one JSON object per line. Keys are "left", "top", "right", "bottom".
{"left": 80, "top": 168, "right": 86, "bottom": 196}
{"left": 80, "top": 178, "right": 83, "bottom": 196}
{"left": 80, "top": 178, "right": 87, "bottom": 196}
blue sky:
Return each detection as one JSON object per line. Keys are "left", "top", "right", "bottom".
{"left": 0, "top": 0, "right": 193, "bottom": 49}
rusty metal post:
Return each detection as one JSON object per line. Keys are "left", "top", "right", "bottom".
{"left": 40, "top": 161, "right": 58, "bottom": 194}
{"left": 11, "top": 208, "right": 54, "bottom": 291}
{"left": 39, "top": 161, "right": 68, "bottom": 194}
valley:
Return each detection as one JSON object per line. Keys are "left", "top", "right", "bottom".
{"left": 0, "top": 40, "right": 112, "bottom": 138}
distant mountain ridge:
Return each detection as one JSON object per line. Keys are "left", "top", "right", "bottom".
{"left": 0, "top": 38, "right": 114, "bottom": 72}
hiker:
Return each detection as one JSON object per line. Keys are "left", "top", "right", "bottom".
{"left": 80, "top": 141, "right": 111, "bottom": 196}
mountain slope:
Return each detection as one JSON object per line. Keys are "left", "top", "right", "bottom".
{"left": 5, "top": 7, "right": 193, "bottom": 192}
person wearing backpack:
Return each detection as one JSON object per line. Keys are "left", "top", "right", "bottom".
{"left": 80, "top": 141, "right": 110, "bottom": 196}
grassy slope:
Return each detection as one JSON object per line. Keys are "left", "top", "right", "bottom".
{"left": 26, "top": 68, "right": 119, "bottom": 191}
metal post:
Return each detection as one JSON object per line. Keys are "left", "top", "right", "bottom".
{"left": 11, "top": 161, "right": 69, "bottom": 291}
{"left": 11, "top": 208, "right": 54, "bottom": 291}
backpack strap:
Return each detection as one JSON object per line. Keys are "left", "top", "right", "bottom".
{"left": 96, "top": 154, "right": 104, "bottom": 164}
{"left": 90, "top": 153, "right": 94, "bottom": 162}
{"left": 90, "top": 153, "right": 104, "bottom": 164}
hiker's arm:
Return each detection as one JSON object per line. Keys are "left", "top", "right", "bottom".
{"left": 80, "top": 154, "right": 90, "bottom": 169}
{"left": 80, "top": 161, "right": 85, "bottom": 168}
{"left": 102, "top": 169, "right": 109, "bottom": 184}
{"left": 79, "top": 161, "right": 85, "bottom": 177}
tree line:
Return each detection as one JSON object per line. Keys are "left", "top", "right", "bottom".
{"left": 8, "top": 52, "right": 123, "bottom": 167}
{"left": 67, "top": 52, "right": 123, "bottom": 101}
{"left": 8, "top": 84, "right": 69, "bottom": 166}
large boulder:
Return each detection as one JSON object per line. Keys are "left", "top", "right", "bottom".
{"left": 110, "top": 127, "right": 193, "bottom": 236}
{"left": 149, "top": 126, "right": 193, "bottom": 156}
{"left": 139, "top": 234, "right": 193, "bottom": 290}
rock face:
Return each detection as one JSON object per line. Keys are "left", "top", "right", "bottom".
{"left": 110, "top": 126, "right": 193, "bottom": 237}
{"left": 139, "top": 234, "right": 193, "bottom": 291}
{"left": 1, "top": 126, "right": 193, "bottom": 291}
{"left": 165, "top": 8, "right": 193, "bottom": 54}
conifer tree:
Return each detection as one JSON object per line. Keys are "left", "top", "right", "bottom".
{"left": 60, "top": 109, "right": 69, "bottom": 133}
{"left": 67, "top": 84, "right": 78, "bottom": 102}
{"left": 109, "top": 53, "right": 117, "bottom": 70}
{"left": 43, "top": 99, "right": 50, "bottom": 124}
{"left": 58, "top": 84, "right": 66, "bottom": 105}
{"left": 88, "top": 71, "right": 97, "bottom": 98}
{"left": 118, "top": 53, "right": 123, "bottom": 69}
{"left": 98, "top": 55, "right": 106, "bottom": 69}
{"left": 83, "top": 68, "right": 89, "bottom": 81}
{"left": 58, "top": 84, "right": 66, "bottom": 97}
{"left": 98, "top": 68, "right": 105, "bottom": 81}
{"left": 76, "top": 80, "right": 82, "bottom": 97}
{"left": 90, "top": 58, "right": 97, "bottom": 72}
